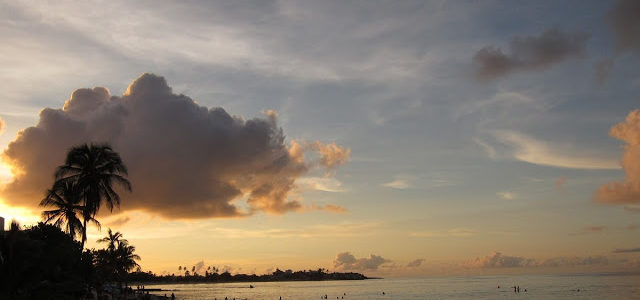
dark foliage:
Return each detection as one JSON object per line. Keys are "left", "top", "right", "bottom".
{"left": 0, "top": 223, "right": 93, "bottom": 300}
{"left": 127, "top": 268, "right": 368, "bottom": 284}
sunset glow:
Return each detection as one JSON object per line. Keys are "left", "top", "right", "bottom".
{"left": 1, "top": 0, "right": 640, "bottom": 284}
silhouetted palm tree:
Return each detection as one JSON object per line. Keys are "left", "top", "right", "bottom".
{"left": 40, "top": 181, "right": 100, "bottom": 241}
{"left": 115, "top": 240, "right": 140, "bottom": 275}
{"left": 55, "top": 143, "right": 131, "bottom": 248}
{"left": 97, "top": 228, "right": 125, "bottom": 251}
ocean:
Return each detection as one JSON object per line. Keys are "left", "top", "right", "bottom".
{"left": 145, "top": 273, "right": 640, "bottom": 299}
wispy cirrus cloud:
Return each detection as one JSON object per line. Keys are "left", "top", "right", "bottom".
{"left": 491, "top": 130, "right": 619, "bottom": 170}
{"left": 382, "top": 178, "right": 410, "bottom": 189}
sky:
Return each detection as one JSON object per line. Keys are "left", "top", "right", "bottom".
{"left": 1, "top": 0, "right": 640, "bottom": 277}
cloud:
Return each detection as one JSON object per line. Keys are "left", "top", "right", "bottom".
{"left": 324, "top": 204, "right": 348, "bottom": 214}
{"left": 406, "top": 258, "right": 425, "bottom": 268}
{"left": 538, "top": 256, "right": 608, "bottom": 267}
{"left": 608, "top": 0, "right": 640, "bottom": 54}
{"left": 465, "top": 251, "right": 608, "bottom": 268}
{"left": 333, "top": 252, "right": 391, "bottom": 271}
{"left": 308, "top": 204, "right": 348, "bottom": 214}
{"left": 296, "top": 177, "right": 346, "bottom": 192}
{"left": 473, "top": 137, "right": 497, "bottom": 160}
{"left": 0, "top": 73, "right": 350, "bottom": 219}
{"left": 597, "top": 110, "right": 640, "bottom": 205}
{"left": 105, "top": 216, "right": 130, "bottom": 228}
{"left": 465, "top": 251, "right": 535, "bottom": 268}
{"left": 0, "top": 117, "right": 4, "bottom": 134}
{"left": 497, "top": 191, "right": 516, "bottom": 200}
{"left": 492, "top": 130, "right": 619, "bottom": 170}
{"left": 473, "top": 28, "right": 588, "bottom": 81}
{"left": 382, "top": 179, "right": 410, "bottom": 189}
{"left": 613, "top": 248, "right": 640, "bottom": 253}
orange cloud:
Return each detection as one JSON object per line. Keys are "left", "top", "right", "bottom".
{"left": 596, "top": 110, "right": 640, "bottom": 205}
{"left": 307, "top": 204, "right": 348, "bottom": 214}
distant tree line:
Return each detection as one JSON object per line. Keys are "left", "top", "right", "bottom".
{"left": 127, "top": 267, "right": 368, "bottom": 284}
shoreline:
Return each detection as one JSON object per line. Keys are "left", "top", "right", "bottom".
{"left": 137, "top": 277, "right": 377, "bottom": 286}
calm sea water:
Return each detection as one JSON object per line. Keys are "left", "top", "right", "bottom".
{"left": 146, "top": 273, "right": 640, "bottom": 300}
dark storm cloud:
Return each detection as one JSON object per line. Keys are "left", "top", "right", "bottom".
{"left": 333, "top": 252, "right": 391, "bottom": 271}
{"left": 608, "top": 0, "right": 640, "bottom": 54}
{"left": 1, "top": 74, "right": 349, "bottom": 218}
{"left": 473, "top": 28, "right": 588, "bottom": 81}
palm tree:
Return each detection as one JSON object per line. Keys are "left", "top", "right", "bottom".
{"left": 115, "top": 240, "right": 140, "bottom": 275}
{"left": 40, "top": 181, "right": 100, "bottom": 242}
{"left": 54, "top": 143, "right": 131, "bottom": 248}
{"left": 97, "top": 228, "right": 125, "bottom": 251}
{"left": 95, "top": 231, "right": 140, "bottom": 298}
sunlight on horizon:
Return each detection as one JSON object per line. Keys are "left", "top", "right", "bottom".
{"left": 0, "top": 198, "right": 40, "bottom": 229}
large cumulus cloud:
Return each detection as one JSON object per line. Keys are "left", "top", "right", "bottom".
{"left": 473, "top": 28, "right": 588, "bottom": 81}
{"left": 596, "top": 110, "right": 640, "bottom": 205}
{"left": 1, "top": 73, "right": 349, "bottom": 218}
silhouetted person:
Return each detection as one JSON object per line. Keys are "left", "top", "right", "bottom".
{"left": 514, "top": 286, "right": 516, "bottom": 292}
{"left": 171, "top": 293, "right": 175, "bottom": 300}
{"left": 517, "top": 286, "right": 520, "bottom": 293}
